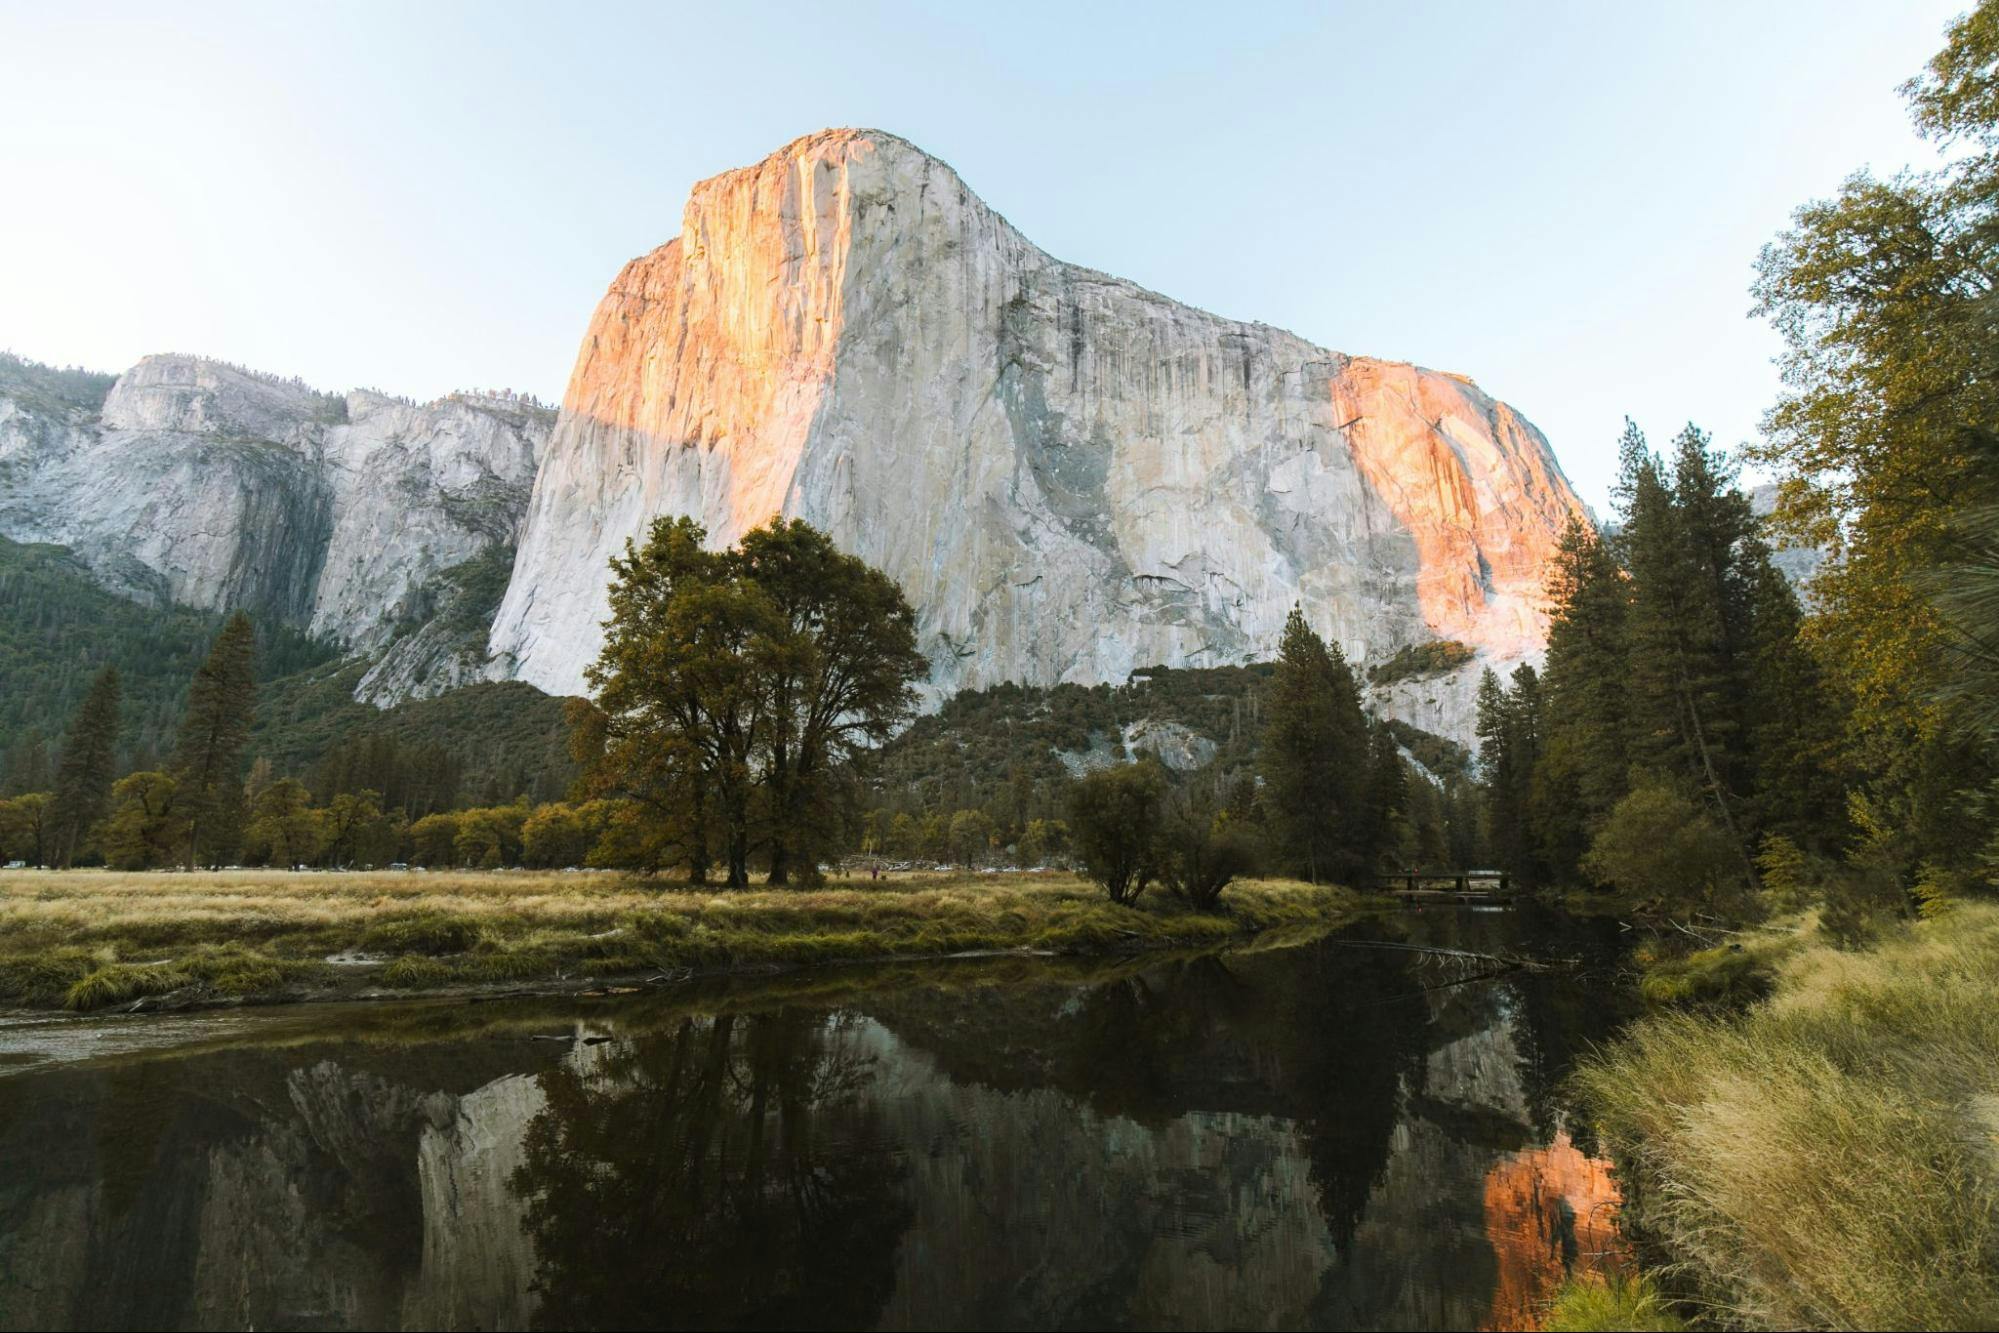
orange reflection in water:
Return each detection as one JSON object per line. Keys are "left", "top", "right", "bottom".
{"left": 1478, "top": 1130, "right": 1631, "bottom": 1332}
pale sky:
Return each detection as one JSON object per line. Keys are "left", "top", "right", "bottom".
{"left": 0, "top": 0, "right": 1965, "bottom": 511}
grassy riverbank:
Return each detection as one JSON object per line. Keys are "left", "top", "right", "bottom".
{"left": 0, "top": 868, "right": 1359, "bottom": 1013}
{"left": 1574, "top": 903, "right": 1999, "bottom": 1330}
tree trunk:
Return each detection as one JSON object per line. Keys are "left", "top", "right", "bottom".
{"left": 1676, "top": 661, "right": 1759, "bottom": 882}
{"left": 727, "top": 830, "right": 750, "bottom": 889}
{"left": 687, "top": 779, "right": 711, "bottom": 885}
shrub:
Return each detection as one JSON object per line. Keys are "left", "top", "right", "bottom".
{"left": 361, "top": 913, "right": 480, "bottom": 956}
{"left": 455, "top": 803, "right": 528, "bottom": 868}
{"left": 409, "top": 813, "right": 461, "bottom": 867}
{"left": 1067, "top": 763, "right": 1167, "bottom": 904}
{"left": 522, "top": 802, "right": 597, "bottom": 868}
{"left": 1156, "top": 783, "right": 1255, "bottom": 910}
{"left": 1366, "top": 639, "right": 1476, "bottom": 686}
{"left": 1637, "top": 943, "right": 1775, "bottom": 1009}
{"left": 65, "top": 963, "right": 194, "bottom": 1011}
{"left": 1581, "top": 781, "right": 1746, "bottom": 912}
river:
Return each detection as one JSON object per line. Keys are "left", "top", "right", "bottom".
{"left": 0, "top": 905, "right": 1636, "bottom": 1331}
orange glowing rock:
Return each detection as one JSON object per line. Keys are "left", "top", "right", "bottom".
{"left": 1478, "top": 1131, "right": 1632, "bottom": 1332}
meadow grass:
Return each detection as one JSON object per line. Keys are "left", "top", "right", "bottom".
{"left": 1574, "top": 902, "right": 1999, "bottom": 1330}
{"left": 0, "top": 867, "right": 1356, "bottom": 1011}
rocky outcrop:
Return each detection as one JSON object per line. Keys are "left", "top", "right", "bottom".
{"left": 491, "top": 129, "right": 1587, "bottom": 740}
{"left": 1751, "top": 482, "right": 1826, "bottom": 595}
{"left": 0, "top": 355, "right": 552, "bottom": 705}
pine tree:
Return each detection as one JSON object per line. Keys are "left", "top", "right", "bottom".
{"left": 1, "top": 729, "right": 51, "bottom": 797}
{"left": 1363, "top": 721, "right": 1409, "bottom": 870}
{"left": 1619, "top": 427, "right": 1756, "bottom": 866}
{"left": 1477, "top": 666, "right": 1545, "bottom": 881}
{"left": 1533, "top": 512, "right": 1631, "bottom": 880}
{"left": 1260, "top": 607, "right": 1371, "bottom": 883}
{"left": 170, "top": 612, "right": 257, "bottom": 869}
{"left": 49, "top": 664, "right": 120, "bottom": 866}
{"left": 1746, "top": 546, "right": 1851, "bottom": 851}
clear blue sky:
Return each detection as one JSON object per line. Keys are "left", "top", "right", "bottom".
{"left": 0, "top": 0, "right": 1964, "bottom": 510}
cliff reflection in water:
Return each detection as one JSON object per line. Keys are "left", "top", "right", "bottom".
{"left": 0, "top": 909, "right": 1633, "bottom": 1331}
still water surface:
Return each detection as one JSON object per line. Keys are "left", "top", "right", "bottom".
{"left": 0, "top": 907, "right": 1635, "bottom": 1331}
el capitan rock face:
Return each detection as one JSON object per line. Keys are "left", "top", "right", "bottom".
{"left": 1, "top": 129, "right": 1585, "bottom": 741}
{"left": 490, "top": 129, "right": 1586, "bottom": 727}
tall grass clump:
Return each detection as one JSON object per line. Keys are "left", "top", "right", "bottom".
{"left": 1544, "top": 1273, "right": 1687, "bottom": 1331}
{"left": 1575, "top": 903, "right": 1999, "bottom": 1330}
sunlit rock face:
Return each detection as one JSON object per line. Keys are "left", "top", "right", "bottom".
{"left": 0, "top": 355, "right": 551, "bottom": 703}
{"left": 492, "top": 128, "right": 1586, "bottom": 740}
{"left": 1480, "top": 1132, "right": 1629, "bottom": 1331}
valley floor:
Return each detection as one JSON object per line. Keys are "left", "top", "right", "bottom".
{"left": 1571, "top": 902, "right": 1999, "bottom": 1330}
{"left": 0, "top": 867, "right": 1359, "bottom": 1013}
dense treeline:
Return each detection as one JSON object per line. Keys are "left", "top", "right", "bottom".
{"left": 872, "top": 665, "right": 1278, "bottom": 821}
{"left": 1054, "top": 607, "right": 1481, "bottom": 910}
{"left": 862, "top": 654, "right": 1483, "bottom": 881}
{"left": 0, "top": 534, "right": 575, "bottom": 809}
{"left": 0, "top": 535, "right": 335, "bottom": 781}
{"left": 0, "top": 350, "right": 117, "bottom": 413}
{"left": 1477, "top": 5, "right": 1999, "bottom": 931}
{"left": 1476, "top": 427, "right": 1847, "bottom": 914}
{"left": 254, "top": 661, "right": 575, "bottom": 806}
{"left": 0, "top": 607, "right": 629, "bottom": 869}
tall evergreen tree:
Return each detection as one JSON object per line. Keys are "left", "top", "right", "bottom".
{"left": 1, "top": 729, "right": 51, "bottom": 797}
{"left": 170, "top": 612, "right": 258, "bottom": 869}
{"left": 1746, "top": 546, "right": 1851, "bottom": 851}
{"left": 1260, "top": 607, "right": 1371, "bottom": 883}
{"left": 49, "top": 664, "right": 120, "bottom": 866}
{"left": 1618, "top": 427, "right": 1757, "bottom": 865}
{"left": 1363, "top": 721, "right": 1410, "bottom": 870}
{"left": 1533, "top": 512, "right": 1632, "bottom": 879}
{"left": 1477, "top": 665, "right": 1545, "bottom": 882}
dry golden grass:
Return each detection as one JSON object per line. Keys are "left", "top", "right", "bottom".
{"left": 0, "top": 867, "right": 1355, "bottom": 1011}
{"left": 1576, "top": 902, "right": 1999, "bottom": 1330}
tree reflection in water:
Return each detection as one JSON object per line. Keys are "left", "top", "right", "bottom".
{"left": 861, "top": 926, "right": 1434, "bottom": 1253}
{"left": 0, "top": 911, "right": 1636, "bottom": 1331}
{"left": 510, "top": 1010, "right": 912, "bottom": 1331}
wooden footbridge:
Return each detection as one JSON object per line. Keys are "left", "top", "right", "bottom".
{"left": 1373, "top": 870, "right": 1514, "bottom": 904}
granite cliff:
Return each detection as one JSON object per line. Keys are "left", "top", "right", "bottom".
{"left": 491, "top": 129, "right": 1587, "bottom": 736}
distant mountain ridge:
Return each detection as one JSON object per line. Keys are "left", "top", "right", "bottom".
{"left": 0, "top": 351, "right": 551, "bottom": 705}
